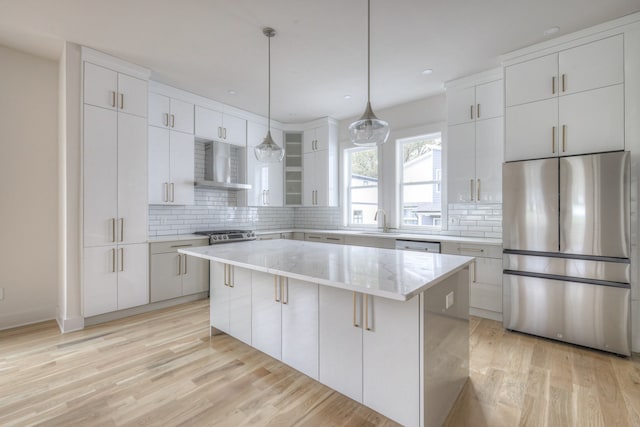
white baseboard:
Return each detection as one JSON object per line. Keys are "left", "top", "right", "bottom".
{"left": 56, "top": 315, "right": 85, "bottom": 333}
{"left": 0, "top": 306, "right": 57, "bottom": 331}
{"left": 470, "top": 307, "right": 502, "bottom": 322}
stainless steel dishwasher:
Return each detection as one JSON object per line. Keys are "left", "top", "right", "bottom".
{"left": 395, "top": 239, "right": 441, "bottom": 253}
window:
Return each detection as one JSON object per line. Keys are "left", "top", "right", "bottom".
{"left": 345, "top": 147, "right": 378, "bottom": 226}
{"left": 399, "top": 133, "right": 442, "bottom": 229}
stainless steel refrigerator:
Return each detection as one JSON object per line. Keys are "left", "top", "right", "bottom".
{"left": 502, "top": 151, "right": 631, "bottom": 356}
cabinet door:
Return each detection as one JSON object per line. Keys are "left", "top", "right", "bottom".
{"left": 222, "top": 113, "right": 246, "bottom": 146}
{"left": 505, "top": 98, "right": 558, "bottom": 161}
{"left": 117, "top": 113, "right": 148, "bottom": 244}
{"left": 170, "top": 98, "right": 194, "bottom": 134}
{"left": 313, "top": 150, "right": 333, "bottom": 207}
{"left": 117, "top": 243, "right": 149, "bottom": 310}
{"left": 559, "top": 35, "right": 623, "bottom": 96}
{"left": 83, "top": 105, "right": 118, "bottom": 247}
{"left": 363, "top": 295, "right": 420, "bottom": 427}
{"left": 447, "top": 86, "right": 475, "bottom": 125}
{"left": 181, "top": 255, "right": 210, "bottom": 295}
{"left": 251, "top": 271, "right": 282, "bottom": 360}
{"left": 303, "top": 151, "right": 315, "bottom": 206}
{"left": 282, "top": 278, "right": 319, "bottom": 380}
{"left": 117, "top": 73, "right": 147, "bottom": 118}
{"left": 303, "top": 128, "right": 316, "bottom": 153}
{"left": 83, "top": 246, "right": 118, "bottom": 317}
{"left": 447, "top": 123, "right": 476, "bottom": 202}
{"left": 505, "top": 53, "right": 558, "bottom": 107}
{"left": 84, "top": 62, "right": 117, "bottom": 110}
{"left": 475, "top": 80, "right": 503, "bottom": 120}
{"left": 169, "top": 131, "right": 195, "bottom": 205}
{"left": 475, "top": 117, "right": 503, "bottom": 203}
{"left": 246, "top": 121, "right": 269, "bottom": 206}
{"left": 229, "top": 266, "right": 252, "bottom": 345}
{"left": 149, "top": 93, "right": 170, "bottom": 128}
{"left": 559, "top": 84, "right": 624, "bottom": 156}
{"left": 194, "top": 105, "right": 223, "bottom": 140}
{"left": 319, "top": 286, "right": 363, "bottom": 402}
{"left": 148, "top": 126, "right": 171, "bottom": 204}
{"left": 210, "top": 262, "right": 230, "bottom": 333}
{"left": 314, "top": 125, "right": 329, "bottom": 151}
{"left": 471, "top": 258, "right": 503, "bottom": 313}
{"left": 150, "top": 252, "right": 183, "bottom": 303}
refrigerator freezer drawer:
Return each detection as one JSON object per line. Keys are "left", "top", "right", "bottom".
{"left": 503, "top": 253, "right": 630, "bottom": 284}
{"left": 503, "top": 274, "right": 630, "bottom": 355}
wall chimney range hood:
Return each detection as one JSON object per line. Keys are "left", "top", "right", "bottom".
{"left": 195, "top": 140, "right": 251, "bottom": 190}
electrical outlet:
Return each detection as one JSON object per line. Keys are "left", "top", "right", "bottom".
{"left": 445, "top": 291, "right": 454, "bottom": 309}
{"left": 449, "top": 216, "right": 460, "bottom": 226}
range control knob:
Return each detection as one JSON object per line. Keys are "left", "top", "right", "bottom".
{"left": 223, "top": 235, "right": 229, "bottom": 240}
{"left": 212, "top": 235, "right": 219, "bottom": 241}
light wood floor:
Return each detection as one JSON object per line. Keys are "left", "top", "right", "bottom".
{"left": 0, "top": 300, "right": 638, "bottom": 426}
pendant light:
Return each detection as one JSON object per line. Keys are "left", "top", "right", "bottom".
{"left": 348, "top": 0, "right": 390, "bottom": 146}
{"left": 254, "top": 27, "right": 285, "bottom": 162}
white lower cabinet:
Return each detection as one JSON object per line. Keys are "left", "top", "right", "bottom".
{"left": 210, "top": 262, "right": 252, "bottom": 345}
{"left": 281, "top": 278, "right": 319, "bottom": 380}
{"left": 251, "top": 271, "right": 282, "bottom": 359}
{"left": 318, "top": 287, "right": 420, "bottom": 427}
{"left": 149, "top": 239, "right": 209, "bottom": 303}
{"left": 83, "top": 243, "right": 149, "bottom": 317}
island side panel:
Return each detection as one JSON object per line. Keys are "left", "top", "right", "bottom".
{"left": 422, "top": 266, "right": 470, "bottom": 427}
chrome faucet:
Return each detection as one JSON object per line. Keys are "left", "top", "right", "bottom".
{"left": 374, "top": 209, "right": 389, "bottom": 233}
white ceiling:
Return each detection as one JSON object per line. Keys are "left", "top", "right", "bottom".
{"left": 1, "top": 0, "right": 639, "bottom": 123}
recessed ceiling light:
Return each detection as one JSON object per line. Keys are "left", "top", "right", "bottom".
{"left": 344, "top": 94, "right": 352, "bottom": 100}
{"left": 421, "top": 68, "right": 433, "bottom": 75}
{"left": 228, "top": 90, "right": 236, "bottom": 95}
{"left": 544, "top": 27, "right": 560, "bottom": 36}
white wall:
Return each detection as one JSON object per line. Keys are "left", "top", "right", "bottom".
{"left": 0, "top": 44, "right": 58, "bottom": 329}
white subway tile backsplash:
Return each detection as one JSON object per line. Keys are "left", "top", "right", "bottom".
{"left": 446, "top": 202, "right": 502, "bottom": 239}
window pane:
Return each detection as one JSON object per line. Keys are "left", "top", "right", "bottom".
{"left": 347, "top": 147, "right": 378, "bottom": 226}
{"left": 401, "top": 183, "right": 441, "bottom": 226}
{"left": 400, "top": 133, "right": 442, "bottom": 229}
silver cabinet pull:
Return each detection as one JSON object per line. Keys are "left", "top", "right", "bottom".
{"left": 552, "top": 76, "right": 556, "bottom": 95}
{"left": 119, "top": 218, "right": 124, "bottom": 242}
{"left": 223, "top": 264, "right": 228, "bottom": 286}
{"left": 111, "top": 91, "right": 116, "bottom": 108}
{"left": 170, "top": 244, "right": 193, "bottom": 248}
{"left": 163, "top": 183, "right": 168, "bottom": 202}
{"left": 170, "top": 183, "right": 175, "bottom": 202}
{"left": 470, "top": 105, "right": 474, "bottom": 120}
{"left": 274, "top": 275, "right": 280, "bottom": 302}
{"left": 171, "top": 114, "right": 175, "bottom": 128}
{"left": 364, "top": 294, "right": 371, "bottom": 331}
{"left": 552, "top": 127, "right": 556, "bottom": 153}
{"left": 562, "top": 125, "right": 566, "bottom": 152}
{"left": 470, "top": 179, "right": 474, "bottom": 201}
{"left": 111, "top": 218, "right": 116, "bottom": 243}
{"left": 477, "top": 178, "right": 481, "bottom": 201}
{"left": 178, "top": 254, "right": 182, "bottom": 276}
{"left": 562, "top": 74, "right": 566, "bottom": 92}
{"left": 183, "top": 255, "right": 187, "bottom": 275}
{"left": 223, "top": 127, "right": 227, "bottom": 139}
{"left": 164, "top": 113, "right": 169, "bottom": 127}
{"left": 119, "top": 93, "right": 124, "bottom": 110}
{"left": 112, "top": 248, "right": 116, "bottom": 273}
{"left": 281, "top": 277, "right": 289, "bottom": 305}
{"left": 119, "top": 248, "right": 124, "bottom": 272}
{"left": 229, "top": 265, "right": 234, "bottom": 288}
{"left": 353, "top": 291, "right": 360, "bottom": 327}
{"left": 218, "top": 127, "right": 222, "bottom": 138}
{"left": 457, "top": 247, "right": 484, "bottom": 253}
{"left": 472, "top": 261, "right": 477, "bottom": 283}
{"left": 477, "top": 104, "right": 480, "bottom": 118}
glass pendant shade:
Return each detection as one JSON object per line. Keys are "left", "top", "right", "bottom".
{"left": 255, "top": 27, "right": 284, "bottom": 163}
{"left": 349, "top": 0, "right": 389, "bottom": 147}
{"left": 348, "top": 101, "right": 390, "bottom": 146}
{"left": 254, "top": 130, "right": 285, "bottom": 162}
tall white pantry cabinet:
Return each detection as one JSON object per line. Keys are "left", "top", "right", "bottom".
{"left": 82, "top": 51, "right": 151, "bottom": 317}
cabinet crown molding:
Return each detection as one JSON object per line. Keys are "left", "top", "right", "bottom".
{"left": 81, "top": 46, "right": 150, "bottom": 80}
{"left": 445, "top": 68, "right": 503, "bottom": 90}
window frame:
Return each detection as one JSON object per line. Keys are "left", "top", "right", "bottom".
{"left": 344, "top": 146, "right": 379, "bottom": 228}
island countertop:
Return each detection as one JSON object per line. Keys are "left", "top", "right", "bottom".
{"left": 179, "top": 239, "right": 474, "bottom": 301}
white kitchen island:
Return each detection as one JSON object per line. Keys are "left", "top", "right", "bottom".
{"left": 180, "top": 239, "right": 473, "bottom": 427}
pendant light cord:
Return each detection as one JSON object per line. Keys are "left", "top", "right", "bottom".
{"left": 268, "top": 31, "right": 271, "bottom": 132}
{"left": 367, "top": 0, "right": 371, "bottom": 104}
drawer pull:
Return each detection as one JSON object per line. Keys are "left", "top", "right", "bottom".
{"left": 170, "top": 244, "right": 193, "bottom": 248}
{"left": 458, "top": 247, "right": 484, "bottom": 253}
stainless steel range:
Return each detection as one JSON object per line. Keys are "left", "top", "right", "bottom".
{"left": 193, "top": 229, "right": 256, "bottom": 244}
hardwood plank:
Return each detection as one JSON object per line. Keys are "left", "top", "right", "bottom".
{"left": 1, "top": 301, "right": 639, "bottom": 427}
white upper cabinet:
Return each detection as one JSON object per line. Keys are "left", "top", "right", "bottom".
{"left": 302, "top": 121, "right": 338, "bottom": 207}
{"left": 246, "top": 121, "right": 284, "bottom": 207}
{"left": 84, "top": 62, "right": 147, "bottom": 118}
{"left": 148, "top": 126, "right": 194, "bottom": 205}
{"left": 303, "top": 126, "right": 330, "bottom": 153}
{"left": 194, "top": 105, "right": 247, "bottom": 146}
{"left": 447, "top": 73, "right": 503, "bottom": 204}
{"left": 149, "top": 92, "right": 194, "bottom": 134}
{"left": 504, "top": 34, "right": 624, "bottom": 161}
{"left": 447, "top": 80, "right": 503, "bottom": 125}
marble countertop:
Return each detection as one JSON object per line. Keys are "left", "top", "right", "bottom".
{"left": 255, "top": 228, "right": 502, "bottom": 246}
{"left": 179, "top": 239, "right": 474, "bottom": 301}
